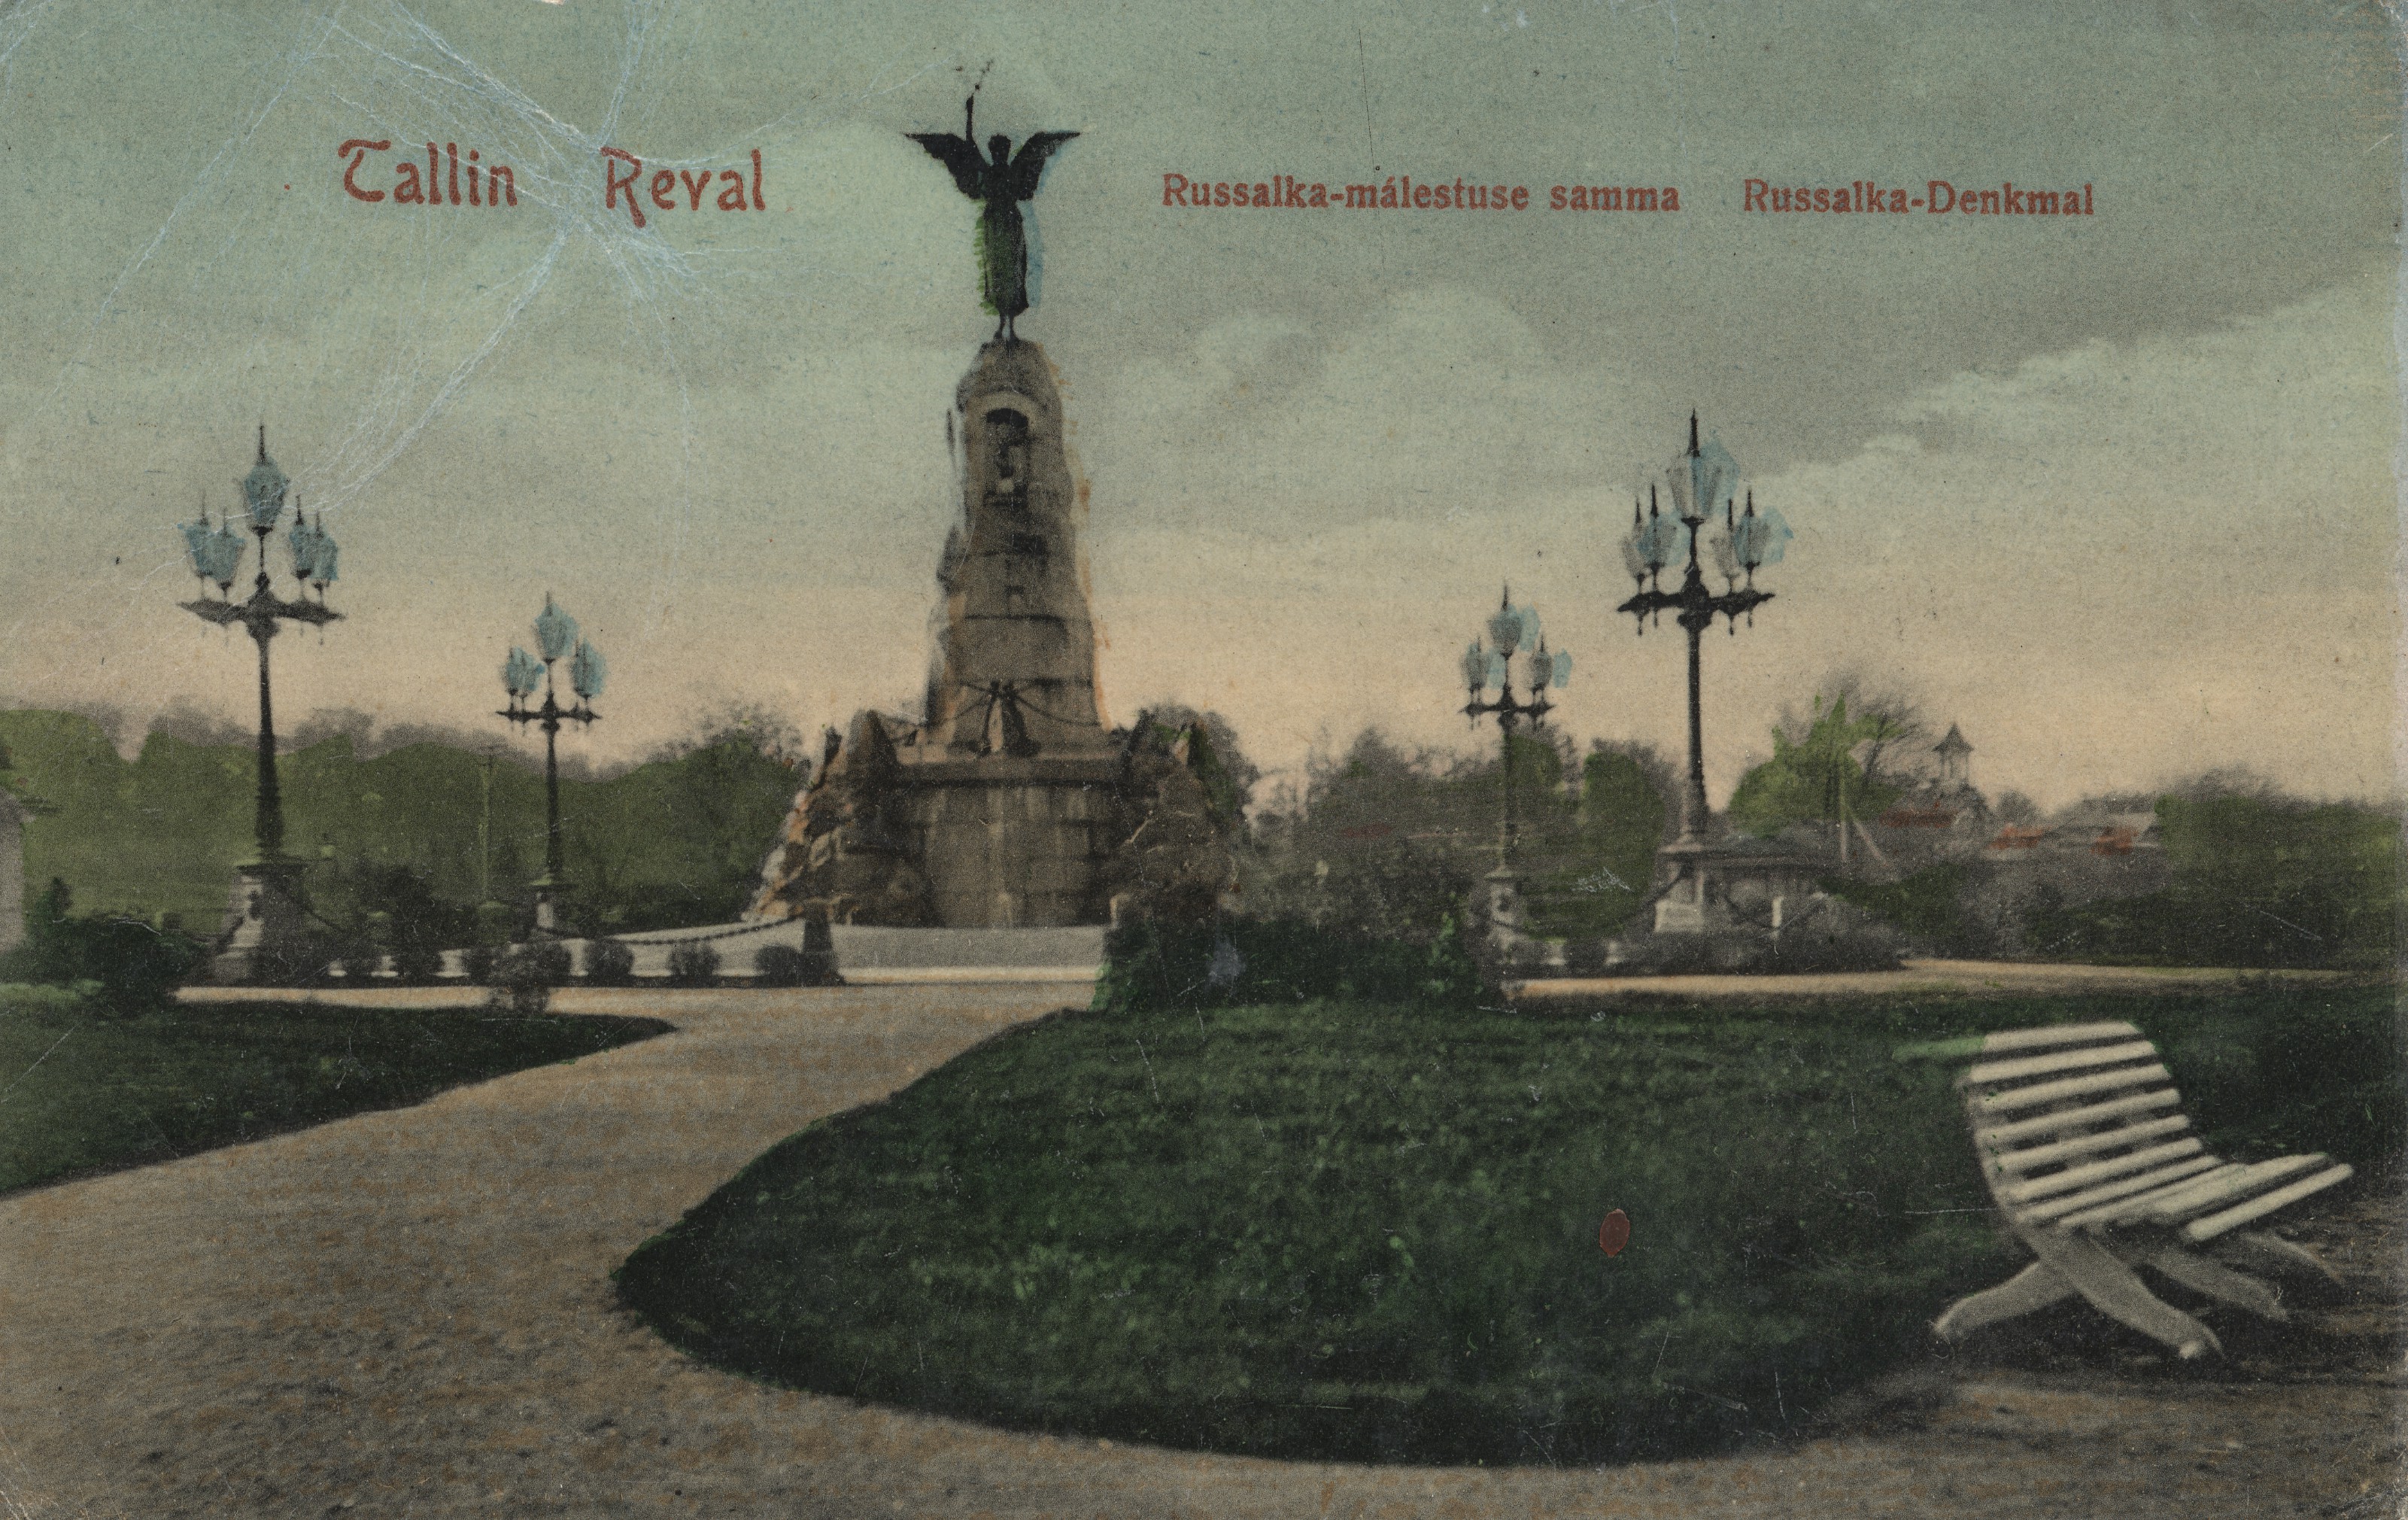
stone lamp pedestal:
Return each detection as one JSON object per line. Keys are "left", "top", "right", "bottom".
{"left": 210, "top": 857, "right": 314, "bottom": 983}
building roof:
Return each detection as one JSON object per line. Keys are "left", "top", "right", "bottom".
{"left": 1933, "top": 722, "right": 1972, "bottom": 756}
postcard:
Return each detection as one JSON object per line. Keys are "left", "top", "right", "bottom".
{"left": 0, "top": 2, "right": 2398, "bottom": 1515}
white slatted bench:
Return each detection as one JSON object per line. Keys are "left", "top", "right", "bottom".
{"left": 1911, "top": 1020, "right": 2354, "bottom": 1359}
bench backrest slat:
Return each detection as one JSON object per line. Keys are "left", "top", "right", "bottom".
{"left": 1977, "top": 1088, "right": 2181, "bottom": 1146}
{"left": 1973, "top": 1021, "right": 2142, "bottom": 1054}
{"left": 1974, "top": 1062, "right": 2173, "bottom": 1114}
{"left": 1963, "top": 1040, "right": 2161, "bottom": 1087}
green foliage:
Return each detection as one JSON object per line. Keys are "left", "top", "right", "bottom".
{"left": 1093, "top": 917, "right": 1487, "bottom": 1014}
{"left": 617, "top": 983, "right": 2397, "bottom": 1467}
{"left": 0, "top": 991, "right": 668, "bottom": 1193}
{"left": 1524, "top": 748, "right": 1666, "bottom": 938}
{"left": 666, "top": 941, "right": 722, "bottom": 986}
{"left": 755, "top": 944, "right": 837, "bottom": 987}
{"left": 582, "top": 937, "right": 636, "bottom": 985}
{"left": 1824, "top": 865, "right": 1971, "bottom": 947}
{"left": 1128, "top": 704, "right": 1259, "bottom": 831}
{"left": 1243, "top": 728, "right": 1666, "bottom": 943}
{"left": 1726, "top": 695, "right": 1903, "bottom": 838}
{"left": 490, "top": 941, "right": 572, "bottom": 1013}
{"left": 0, "top": 879, "right": 207, "bottom": 1010}
{"left": 2024, "top": 795, "right": 2397, "bottom": 968}
{"left": 0, "top": 710, "right": 803, "bottom": 935}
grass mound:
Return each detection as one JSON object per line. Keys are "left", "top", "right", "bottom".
{"left": 615, "top": 983, "right": 2397, "bottom": 1466}
{"left": 0, "top": 990, "right": 671, "bottom": 1194}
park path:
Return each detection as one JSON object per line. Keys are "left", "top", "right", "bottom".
{"left": 2, "top": 983, "right": 2399, "bottom": 1518}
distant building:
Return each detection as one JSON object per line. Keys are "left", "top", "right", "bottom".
{"left": 1933, "top": 723, "right": 1973, "bottom": 787}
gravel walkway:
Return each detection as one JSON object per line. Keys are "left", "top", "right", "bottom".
{"left": 2, "top": 984, "right": 2398, "bottom": 1518}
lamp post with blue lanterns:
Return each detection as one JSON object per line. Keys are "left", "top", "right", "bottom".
{"left": 1617, "top": 413, "right": 1805, "bottom": 935}
{"left": 179, "top": 427, "right": 342, "bottom": 980}
{"left": 1459, "top": 588, "right": 1571, "bottom": 950}
{"left": 496, "top": 597, "right": 605, "bottom": 933}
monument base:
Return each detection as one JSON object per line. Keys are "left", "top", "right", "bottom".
{"left": 208, "top": 858, "right": 314, "bottom": 984}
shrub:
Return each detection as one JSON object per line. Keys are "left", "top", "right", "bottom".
{"left": 388, "top": 941, "right": 445, "bottom": 983}
{"left": 460, "top": 944, "right": 498, "bottom": 985}
{"left": 1095, "top": 915, "right": 1485, "bottom": 1014}
{"left": 0, "top": 880, "right": 209, "bottom": 1009}
{"left": 333, "top": 934, "right": 386, "bottom": 983}
{"left": 582, "top": 937, "right": 636, "bottom": 985}
{"left": 754, "top": 943, "right": 837, "bottom": 987}
{"left": 666, "top": 941, "right": 722, "bottom": 986}
{"left": 490, "top": 940, "right": 572, "bottom": 1014}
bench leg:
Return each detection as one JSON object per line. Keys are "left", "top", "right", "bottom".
{"left": 2022, "top": 1228, "right": 2222, "bottom": 1359}
{"left": 2146, "top": 1245, "right": 2287, "bottom": 1321}
{"left": 1934, "top": 1260, "right": 2075, "bottom": 1342}
{"left": 2213, "top": 1229, "right": 2342, "bottom": 1285}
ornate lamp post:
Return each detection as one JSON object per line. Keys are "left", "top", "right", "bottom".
{"left": 1617, "top": 414, "right": 1795, "bottom": 933}
{"left": 496, "top": 596, "right": 604, "bottom": 933}
{"left": 1459, "top": 587, "right": 1571, "bottom": 948}
{"left": 179, "top": 427, "right": 342, "bottom": 981}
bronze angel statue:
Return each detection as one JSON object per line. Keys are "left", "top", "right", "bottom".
{"left": 909, "top": 98, "right": 1077, "bottom": 340}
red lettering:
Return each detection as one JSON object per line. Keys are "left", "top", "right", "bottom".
{"left": 717, "top": 169, "right": 746, "bottom": 211}
{"left": 489, "top": 165, "right": 515, "bottom": 207}
{"left": 1743, "top": 177, "right": 1766, "bottom": 211}
{"left": 339, "top": 138, "right": 389, "bottom": 202}
{"left": 1161, "top": 172, "right": 1188, "bottom": 206}
{"left": 1927, "top": 180, "right": 1954, "bottom": 213}
{"left": 600, "top": 147, "right": 645, "bottom": 228}
{"left": 751, "top": 147, "right": 764, "bottom": 211}
{"left": 1510, "top": 186, "right": 1528, "bottom": 209}
{"left": 650, "top": 170, "right": 677, "bottom": 211}
{"left": 679, "top": 169, "right": 709, "bottom": 210}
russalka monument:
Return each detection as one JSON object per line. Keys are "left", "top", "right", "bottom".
{"left": 749, "top": 104, "right": 1220, "bottom": 929}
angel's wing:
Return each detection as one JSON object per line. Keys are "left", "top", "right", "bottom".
{"left": 1004, "top": 131, "right": 1079, "bottom": 199}
{"left": 906, "top": 132, "right": 988, "bottom": 199}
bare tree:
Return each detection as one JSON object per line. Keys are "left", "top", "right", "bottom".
{"left": 1778, "top": 667, "right": 1932, "bottom": 788}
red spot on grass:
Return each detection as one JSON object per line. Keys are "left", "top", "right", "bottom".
{"left": 1599, "top": 1208, "right": 1630, "bottom": 1257}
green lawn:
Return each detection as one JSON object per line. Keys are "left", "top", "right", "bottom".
{"left": 616, "top": 982, "right": 2398, "bottom": 1467}
{"left": 0, "top": 987, "right": 670, "bottom": 1195}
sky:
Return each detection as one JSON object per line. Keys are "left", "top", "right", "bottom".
{"left": 0, "top": 0, "right": 2398, "bottom": 812}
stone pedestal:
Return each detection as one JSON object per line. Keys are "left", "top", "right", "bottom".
{"left": 1483, "top": 864, "right": 1529, "bottom": 953}
{"left": 749, "top": 338, "right": 1134, "bottom": 929}
{"left": 1651, "top": 837, "right": 1823, "bottom": 935}
{"left": 531, "top": 879, "right": 568, "bottom": 936}
{"left": 209, "top": 858, "right": 314, "bottom": 983}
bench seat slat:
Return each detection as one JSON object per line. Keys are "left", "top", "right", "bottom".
{"left": 2034, "top": 1158, "right": 2231, "bottom": 1226}
{"left": 2001, "top": 1137, "right": 2205, "bottom": 1203}
{"left": 1972, "top": 1062, "right": 2173, "bottom": 1114}
{"left": 1990, "top": 1114, "right": 2191, "bottom": 1174}
{"left": 1978, "top": 1089, "right": 2181, "bottom": 1146}
{"left": 2182, "top": 1164, "right": 2355, "bottom": 1243}
{"left": 1976, "top": 1022, "right": 2143, "bottom": 1054}
{"left": 1964, "top": 1040, "right": 2161, "bottom": 1087}
{"left": 2128, "top": 1154, "right": 2331, "bottom": 1225}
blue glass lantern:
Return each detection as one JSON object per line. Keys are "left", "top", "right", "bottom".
{"left": 1459, "top": 639, "right": 1489, "bottom": 693}
{"left": 569, "top": 639, "right": 607, "bottom": 703}
{"left": 240, "top": 427, "right": 289, "bottom": 533}
{"left": 1486, "top": 598, "right": 1524, "bottom": 658}
{"left": 503, "top": 646, "right": 544, "bottom": 700}
{"left": 534, "top": 595, "right": 578, "bottom": 663}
